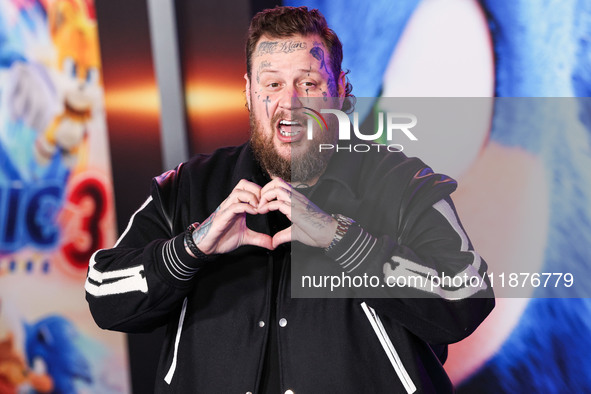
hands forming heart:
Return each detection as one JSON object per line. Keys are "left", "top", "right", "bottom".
{"left": 192, "top": 178, "right": 338, "bottom": 256}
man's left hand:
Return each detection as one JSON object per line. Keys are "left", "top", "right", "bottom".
{"left": 257, "top": 178, "right": 338, "bottom": 249}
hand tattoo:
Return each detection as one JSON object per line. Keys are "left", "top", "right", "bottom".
{"left": 193, "top": 206, "right": 219, "bottom": 245}
{"left": 304, "top": 200, "right": 333, "bottom": 229}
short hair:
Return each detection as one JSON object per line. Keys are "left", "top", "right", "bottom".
{"left": 246, "top": 6, "right": 354, "bottom": 109}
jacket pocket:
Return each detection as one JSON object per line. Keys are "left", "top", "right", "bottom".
{"left": 164, "top": 297, "right": 188, "bottom": 384}
{"left": 360, "top": 302, "right": 417, "bottom": 394}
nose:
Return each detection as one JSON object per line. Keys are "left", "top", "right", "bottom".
{"left": 278, "top": 85, "right": 303, "bottom": 110}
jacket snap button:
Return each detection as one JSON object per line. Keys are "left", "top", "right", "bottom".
{"left": 285, "top": 390, "right": 294, "bottom": 394}
{"left": 279, "top": 318, "right": 287, "bottom": 327}
{"left": 258, "top": 321, "right": 265, "bottom": 328}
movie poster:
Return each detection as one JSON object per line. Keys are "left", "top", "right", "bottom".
{"left": 288, "top": 0, "right": 591, "bottom": 392}
{"left": 0, "top": 0, "right": 129, "bottom": 392}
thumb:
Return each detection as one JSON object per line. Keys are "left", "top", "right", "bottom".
{"left": 272, "top": 226, "right": 292, "bottom": 249}
{"left": 242, "top": 228, "right": 274, "bottom": 250}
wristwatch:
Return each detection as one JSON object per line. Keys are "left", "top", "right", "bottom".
{"left": 325, "top": 214, "right": 355, "bottom": 251}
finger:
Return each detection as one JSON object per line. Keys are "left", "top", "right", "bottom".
{"left": 262, "top": 178, "right": 309, "bottom": 203}
{"left": 259, "top": 185, "right": 294, "bottom": 207}
{"left": 258, "top": 187, "right": 281, "bottom": 206}
{"left": 260, "top": 177, "right": 287, "bottom": 195}
{"left": 221, "top": 179, "right": 263, "bottom": 210}
{"left": 201, "top": 203, "right": 258, "bottom": 246}
{"left": 234, "top": 179, "right": 263, "bottom": 195}
{"left": 243, "top": 228, "right": 274, "bottom": 250}
{"left": 222, "top": 201, "right": 259, "bottom": 218}
{"left": 261, "top": 178, "right": 279, "bottom": 195}
{"left": 272, "top": 227, "right": 292, "bottom": 248}
{"left": 257, "top": 199, "right": 292, "bottom": 220}
{"left": 213, "top": 202, "right": 257, "bottom": 229}
{"left": 227, "top": 189, "right": 260, "bottom": 207}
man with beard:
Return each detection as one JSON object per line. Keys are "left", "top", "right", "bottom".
{"left": 85, "top": 6, "right": 494, "bottom": 393}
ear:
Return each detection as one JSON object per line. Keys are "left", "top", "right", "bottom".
{"left": 337, "top": 71, "right": 347, "bottom": 98}
{"left": 244, "top": 73, "right": 251, "bottom": 111}
{"left": 49, "top": 0, "right": 78, "bottom": 37}
{"left": 336, "top": 71, "right": 347, "bottom": 110}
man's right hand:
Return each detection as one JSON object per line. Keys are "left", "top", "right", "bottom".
{"left": 188, "top": 179, "right": 274, "bottom": 257}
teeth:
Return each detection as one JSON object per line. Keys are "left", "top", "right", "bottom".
{"left": 279, "top": 120, "right": 300, "bottom": 126}
{"left": 278, "top": 119, "right": 301, "bottom": 138}
{"left": 280, "top": 128, "right": 300, "bottom": 137}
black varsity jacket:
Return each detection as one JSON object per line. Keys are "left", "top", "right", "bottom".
{"left": 85, "top": 141, "right": 494, "bottom": 393}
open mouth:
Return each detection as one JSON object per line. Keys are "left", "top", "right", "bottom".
{"left": 278, "top": 119, "right": 302, "bottom": 136}
{"left": 276, "top": 118, "right": 306, "bottom": 143}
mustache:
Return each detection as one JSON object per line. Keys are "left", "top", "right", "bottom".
{"left": 271, "top": 110, "right": 307, "bottom": 126}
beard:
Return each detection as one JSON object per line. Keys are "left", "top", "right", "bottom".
{"left": 249, "top": 105, "right": 336, "bottom": 183}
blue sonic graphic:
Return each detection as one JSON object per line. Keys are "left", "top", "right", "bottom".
{"left": 289, "top": 0, "right": 591, "bottom": 392}
{"left": 25, "top": 316, "right": 92, "bottom": 393}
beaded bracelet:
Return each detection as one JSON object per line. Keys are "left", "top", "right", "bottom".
{"left": 184, "top": 222, "right": 210, "bottom": 261}
{"left": 325, "top": 214, "right": 354, "bottom": 251}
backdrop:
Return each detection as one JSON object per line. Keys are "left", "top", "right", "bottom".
{"left": 0, "top": 0, "right": 129, "bottom": 393}
{"left": 3, "top": 0, "right": 590, "bottom": 393}
{"left": 285, "top": 0, "right": 591, "bottom": 392}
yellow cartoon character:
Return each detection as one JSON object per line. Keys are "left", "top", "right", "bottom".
{"left": 34, "top": 0, "right": 102, "bottom": 169}
{"left": 0, "top": 332, "right": 53, "bottom": 394}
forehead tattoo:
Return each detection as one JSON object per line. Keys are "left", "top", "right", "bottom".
{"left": 310, "top": 46, "right": 330, "bottom": 74}
{"left": 257, "top": 60, "right": 272, "bottom": 83}
{"left": 255, "top": 40, "right": 308, "bottom": 57}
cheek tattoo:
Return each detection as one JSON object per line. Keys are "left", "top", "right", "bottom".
{"left": 263, "top": 96, "right": 271, "bottom": 118}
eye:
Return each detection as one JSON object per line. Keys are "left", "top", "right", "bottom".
{"left": 302, "top": 81, "right": 316, "bottom": 87}
{"left": 267, "top": 82, "right": 281, "bottom": 89}
{"left": 63, "top": 57, "right": 76, "bottom": 78}
{"left": 37, "top": 330, "right": 47, "bottom": 344}
{"left": 37, "top": 326, "right": 53, "bottom": 345}
{"left": 86, "top": 68, "right": 99, "bottom": 84}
